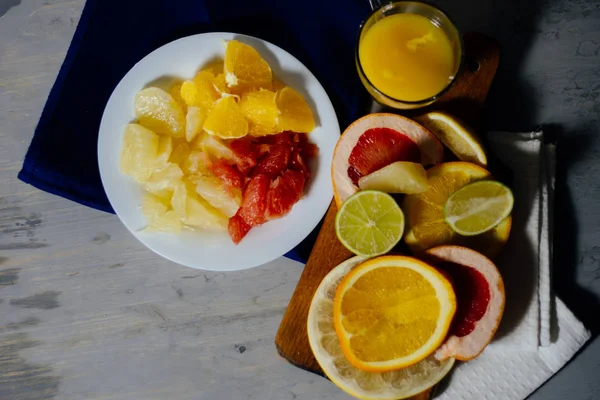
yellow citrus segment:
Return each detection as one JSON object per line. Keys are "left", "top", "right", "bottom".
{"left": 181, "top": 75, "right": 220, "bottom": 111}
{"left": 414, "top": 111, "right": 487, "bottom": 167}
{"left": 141, "top": 192, "right": 170, "bottom": 225}
{"left": 203, "top": 96, "right": 249, "bottom": 139}
{"left": 185, "top": 106, "right": 207, "bottom": 142}
{"left": 169, "top": 82, "right": 187, "bottom": 112}
{"left": 333, "top": 256, "right": 456, "bottom": 372}
{"left": 240, "top": 89, "right": 280, "bottom": 135}
{"left": 134, "top": 88, "right": 185, "bottom": 138}
{"left": 308, "top": 256, "right": 455, "bottom": 400}
{"left": 120, "top": 124, "right": 159, "bottom": 183}
{"left": 403, "top": 162, "right": 512, "bottom": 258}
{"left": 277, "top": 86, "right": 315, "bottom": 133}
{"left": 224, "top": 40, "right": 273, "bottom": 91}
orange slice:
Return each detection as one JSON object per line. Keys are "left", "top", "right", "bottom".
{"left": 308, "top": 256, "right": 455, "bottom": 400}
{"left": 203, "top": 96, "right": 249, "bottom": 139}
{"left": 403, "top": 162, "right": 511, "bottom": 259}
{"left": 277, "top": 86, "right": 315, "bottom": 133}
{"left": 239, "top": 88, "right": 280, "bottom": 135}
{"left": 333, "top": 255, "right": 456, "bottom": 372}
{"left": 224, "top": 40, "right": 272, "bottom": 91}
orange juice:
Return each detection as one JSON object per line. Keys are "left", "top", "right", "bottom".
{"left": 358, "top": 13, "right": 455, "bottom": 102}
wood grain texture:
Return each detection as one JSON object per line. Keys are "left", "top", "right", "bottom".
{"left": 275, "top": 33, "right": 501, "bottom": 399}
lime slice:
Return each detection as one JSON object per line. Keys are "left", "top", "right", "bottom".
{"left": 307, "top": 256, "right": 455, "bottom": 400}
{"left": 444, "top": 181, "right": 514, "bottom": 236}
{"left": 335, "top": 190, "right": 405, "bottom": 256}
{"left": 415, "top": 111, "right": 487, "bottom": 167}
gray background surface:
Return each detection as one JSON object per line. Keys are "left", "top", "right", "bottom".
{"left": 1, "top": 0, "right": 599, "bottom": 399}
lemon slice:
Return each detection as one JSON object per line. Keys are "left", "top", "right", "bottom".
{"left": 444, "top": 180, "right": 514, "bottom": 236}
{"left": 307, "top": 256, "right": 455, "bottom": 400}
{"left": 415, "top": 111, "right": 487, "bottom": 167}
{"left": 335, "top": 190, "right": 405, "bottom": 257}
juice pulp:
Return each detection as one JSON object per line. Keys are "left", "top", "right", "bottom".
{"left": 359, "top": 13, "right": 455, "bottom": 102}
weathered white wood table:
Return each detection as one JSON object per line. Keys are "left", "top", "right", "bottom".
{"left": 1, "top": 0, "right": 599, "bottom": 399}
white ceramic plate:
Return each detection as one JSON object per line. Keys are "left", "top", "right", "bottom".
{"left": 98, "top": 32, "right": 339, "bottom": 271}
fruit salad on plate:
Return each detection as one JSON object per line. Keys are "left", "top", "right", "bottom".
{"left": 119, "top": 40, "right": 318, "bottom": 244}
{"left": 308, "top": 112, "right": 514, "bottom": 399}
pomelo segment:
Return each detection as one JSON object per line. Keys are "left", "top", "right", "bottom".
{"left": 332, "top": 113, "right": 443, "bottom": 206}
{"left": 423, "top": 245, "right": 505, "bottom": 361}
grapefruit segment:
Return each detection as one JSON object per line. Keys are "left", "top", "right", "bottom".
{"left": 230, "top": 138, "right": 259, "bottom": 175}
{"left": 239, "top": 174, "right": 269, "bottom": 226}
{"left": 332, "top": 113, "right": 443, "bottom": 206}
{"left": 228, "top": 211, "right": 252, "bottom": 244}
{"left": 212, "top": 159, "right": 243, "bottom": 189}
{"left": 423, "top": 245, "right": 505, "bottom": 361}
{"left": 251, "top": 135, "right": 293, "bottom": 178}
{"left": 265, "top": 170, "right": 305, "bottom": 219}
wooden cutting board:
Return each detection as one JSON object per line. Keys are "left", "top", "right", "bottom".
{"left": 275, "top": 32, "right": 501, "bottom": 399}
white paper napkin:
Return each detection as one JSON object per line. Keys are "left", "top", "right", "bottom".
{"left": 436, "top": 131, "right": 591, "bottom": 400}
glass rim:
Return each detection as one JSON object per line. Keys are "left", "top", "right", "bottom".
{"left": 355, "top": 0, "right": 465, "bottom": 106}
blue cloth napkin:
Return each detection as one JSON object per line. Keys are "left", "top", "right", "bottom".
{"left": 18, "top": 0, "right": 371, "bottom": 263}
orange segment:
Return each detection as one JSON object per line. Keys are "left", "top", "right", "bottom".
{"left": 277, "top": 86, "right": 315, "bottom": 133}
{"left": 333, "top": 256, "right": 456, "bottom": 372}
{"left": 224, "top": 40, "right": 272, "bottom": 91}
{"left": 403, "top": 162, "right": 511, "bottom": 258}
{"left": 239, "top": 88, "right": 280, "bottom": 135}
{"left": 203, "top": 96, "right": 249, "bottom": 139}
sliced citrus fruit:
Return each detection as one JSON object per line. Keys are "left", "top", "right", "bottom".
{"left": 224, "top": 40, "right": 272, "bottom": 91}
{"left": 335, "top": 190, "right": 405, "bottom": 257}
{"left": 171, "top": 181, "right": 228, "bottom": 230}
{"left": 169, "top": 141, "right": 191, "bottom": 165}
{"left": 141, "top": 192, "right": 170, "bottom": 225}
{"left": 358, "top": 161, "right": 428, "bottom": 194}
{"left": 403, "top": 162, "right": 511, "bottom": 259}
{"left": 154, "top": 135, "right": 174, "bottom": 171}
{"left": 169, "top": 81, "right": 187, "bottom": 112}
{"left": 332, "top": 113, "right": 443, "bottom": 206}
{"left": 333, "top": 255, "right": 456, "bottom": 372}
{"left": 120, "top": 124, "right": 159, "bottom": 183}
{"left": 277, "top": 86, "right": 315, "bottom": 133}
{"left": 181, "top": 151, "right": 212, "bottom": 176}
{"left": 308, "top": 256, "right": 455, "bottom": 400}
{"left": 145, "top": 210, "right": 182, "bottom": 233}
{"left": 186, "top": 106, "right": 207, "bottom": 142}
{"left": 444, "top": 181, "right": 514, "bottom": 236}
{"left": 144, "top": 163, "right": 183, "bottom": 200}
{"left": 134, "top": 87, "right": 185, "bottom": 138}
{"left": 203, "top": 96, "right": 249, "bottom": 139}
{"left": 195, "top": 175, "right": 242, "bottom": 218}
{"left": 240, "top": 88, "right": 280, "bottom": 135}
{"left": 423, "top": 245, "right": 505, "bottom": 361}
{"left": 195, "top": 131, "right": 234, "bottom": 161}
{"left": 414, "top": 111, "right": 487, "bottom": 167}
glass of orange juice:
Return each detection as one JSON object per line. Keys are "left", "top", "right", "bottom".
{"left": 357, "top": 1, "right": 463, "bottom": 109}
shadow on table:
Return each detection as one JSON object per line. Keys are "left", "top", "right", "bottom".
{"left": 551, "top": 124, "right": 600, "bottom": 337}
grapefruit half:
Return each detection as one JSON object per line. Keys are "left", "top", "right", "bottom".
{"left": 423, "top": 245, "right": 505, "bottom": 361}
{"left": 332, "top": 114, "right": 443, "bottom": 206}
